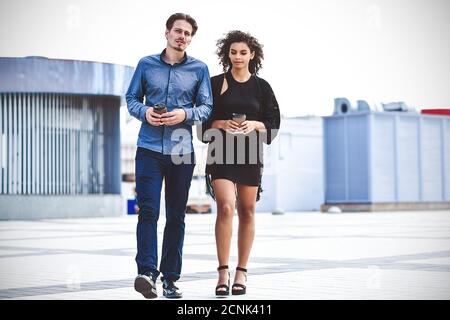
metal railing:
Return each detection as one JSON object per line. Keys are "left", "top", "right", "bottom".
{"left": 0, "top": 93, "right": 112, "bottom": 195}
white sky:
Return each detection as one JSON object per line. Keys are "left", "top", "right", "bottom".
{"left": 1, "top": 0, "right": 449, "bottom": 117}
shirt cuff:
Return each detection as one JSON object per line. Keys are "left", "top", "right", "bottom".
{"left": 184, "top": 108, "right": 194, "bottom": 124}
{"left": 141, "top": 106, "right": 150, "bottom": 123}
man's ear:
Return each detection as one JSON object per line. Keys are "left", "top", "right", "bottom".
{"left": 165, "top": 29, "right": 169, "bottom": 39}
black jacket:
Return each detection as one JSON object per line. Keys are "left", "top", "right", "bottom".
{"left": 198, "top": 73, "right": 280, "bottom": 144}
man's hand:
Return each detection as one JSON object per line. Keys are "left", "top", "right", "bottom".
{"left": 145, "top": 107, "right": 163, "bottom": 126}
{"left": 160, "top": 108, "right": 186, "bottom": 126}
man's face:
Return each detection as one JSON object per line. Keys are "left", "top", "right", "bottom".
{"left": 165, "top": 20, "right": 193, "bottom": 52}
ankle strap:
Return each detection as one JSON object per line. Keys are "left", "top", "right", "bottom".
{"left": 236, "top": 267, "right": 247, "bottom": 272}
{"left": 217, "top": 265, "right": 229, "bottom": 271}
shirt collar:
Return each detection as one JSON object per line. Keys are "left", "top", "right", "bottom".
{"left": 160, "top": 49, "right": 188, "bottom": 66}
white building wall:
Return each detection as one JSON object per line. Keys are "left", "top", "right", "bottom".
{"left": 257, "top": 116, "right": 324, "bottom": 212}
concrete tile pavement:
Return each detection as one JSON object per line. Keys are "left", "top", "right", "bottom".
{"left": 0, "top": 211, "right": 450, "bottom": 300}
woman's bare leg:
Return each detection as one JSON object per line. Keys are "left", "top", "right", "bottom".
{"left": 212, "top": 179, "right": 236, "bottom": 291}
{"left": 234, "top": 184, "right": 258, "bottom": 289}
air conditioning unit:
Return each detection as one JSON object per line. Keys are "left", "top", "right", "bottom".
{"left": 381, "top": 101, "right": 409, "bottom": 112}
{"left": 356, "top": 100, "right": 373, "bottom": 112}
{"left": 333, "top": 97, "right": 355, "bottom": 115}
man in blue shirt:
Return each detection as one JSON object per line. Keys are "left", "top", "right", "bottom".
{"left": 126, "top": 13, "right": 213, "bottom": 299}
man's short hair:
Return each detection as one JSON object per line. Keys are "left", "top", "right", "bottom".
{"left": 166, "top": 13, "right": 198, "bottom": 36}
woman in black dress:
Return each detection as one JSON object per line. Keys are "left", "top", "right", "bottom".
{"left": 201, "top": 30, "right": 280, "bottom": 296}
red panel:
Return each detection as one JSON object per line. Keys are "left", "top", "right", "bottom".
{"left": 421, "top": 109, "right": 450, "bottom": 116}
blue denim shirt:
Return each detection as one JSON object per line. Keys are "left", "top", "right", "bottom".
{"left": 126, "top": 50, "right": 213, "bottom": 155}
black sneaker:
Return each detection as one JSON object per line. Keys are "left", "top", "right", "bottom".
{"left": 134, "top": 274, "right": 157, "bottom": 299}
{"left": 162, "top": 279, "right": 183, "bottom": 299}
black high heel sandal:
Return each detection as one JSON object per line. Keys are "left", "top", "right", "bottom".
{"left": 215, "top": 265, "right": 230, "bottom": 296}
{"left": 232, "top": 267, "right": 247, "bottom": 295}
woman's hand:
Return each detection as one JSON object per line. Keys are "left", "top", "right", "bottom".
{"left": 240, "top": 120, "right": 264, "bottom": 134}
{"left": 212, "top": 120, "right": 241, "bottom": 133}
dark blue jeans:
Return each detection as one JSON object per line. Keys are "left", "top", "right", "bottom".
{"left": 135, "top": 147, "right": 195, "bottom": 282}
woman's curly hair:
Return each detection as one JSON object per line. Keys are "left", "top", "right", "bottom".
{"left": 216, "top": 30, "right": 264, "bottom": 75}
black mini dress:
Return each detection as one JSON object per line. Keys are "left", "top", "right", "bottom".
{"left": 201, "top": 71, "right": 280, "bottom": 201}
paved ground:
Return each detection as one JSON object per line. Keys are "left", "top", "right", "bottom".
{"left": 0, "top": 210, "right": 449, "bottom": 300}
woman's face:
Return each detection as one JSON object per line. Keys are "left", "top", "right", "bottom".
{"left": 228, "top": 42, "right": 254, "bottom": 71}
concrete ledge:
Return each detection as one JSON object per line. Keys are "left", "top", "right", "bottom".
{"left": 0, "top": 195, "right": 123, "bottom": 220}
{"left": 0, "top": 57, "right": 134, "bottom": 103}
{"left": 321, "top": 202, "right": 450, "bottom": 213}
